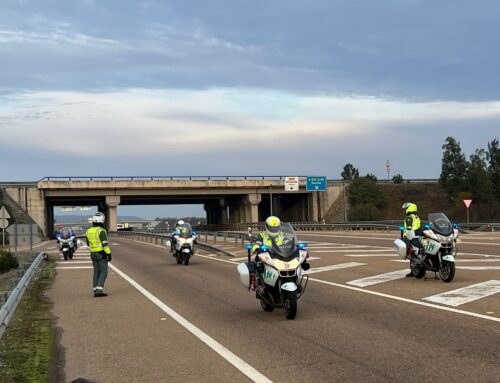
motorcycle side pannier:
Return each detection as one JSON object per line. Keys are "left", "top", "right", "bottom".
{"left": 237, "top": 263, "right": 255, "bottom": 289}
{"left": 393, "top": 239, "right": 407, "bottom": 259}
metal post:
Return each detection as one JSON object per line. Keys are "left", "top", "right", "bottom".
{"left": 467, "top": 207, "right": 470, "bottom": 228}
{"left": 14, "top": 224, "right": 17, "bottom": 255}
{"left": 343, "top": 182, "right": 347, "bottom": 222}
{"left": 29, "top": 223, "right": 33, "bottom": 253}
{"left": 270, "top": 184, "right": 273, "bottom": 216}
{"left": 1, "top": 208, "right": 4, "bottom": 248}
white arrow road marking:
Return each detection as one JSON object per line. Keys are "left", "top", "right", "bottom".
{"left": 109, "top": 263, "right": 273, "bottom": 383}
{"left": 347, "top": 270, "right": 409, "bottom": 287}
{"left": 423, "top": 280, "right": 500, "bottom": 306}
{"left": 306, "top": 262, "right": 365, "bottom": 274}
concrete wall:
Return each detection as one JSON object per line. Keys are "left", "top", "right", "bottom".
{"left": 4, "top": 187, "right": 47, "bottom": 235}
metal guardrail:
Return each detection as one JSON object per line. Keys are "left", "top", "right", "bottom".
{"left": 111, "top": 231, "right": 241, "bottom": 257}
{"left": 0, "top": 182, "right": 38, "bottom": 188}
{"left": 0, "top": 252, "right": 47, "bottom": 339}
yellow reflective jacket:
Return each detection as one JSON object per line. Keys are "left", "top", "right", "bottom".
{"left": 252, "top": 232, "right": 284, "bottom": 252}
{"left": 403, "top": 213, "right": 421, "bottom": 237}
{"left": 86, "top": 226, "right": 111, "bottom": 255}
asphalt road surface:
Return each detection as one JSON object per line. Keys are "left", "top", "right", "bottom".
{"left": 46, "top": 230, "right": 500, "bottom": 382}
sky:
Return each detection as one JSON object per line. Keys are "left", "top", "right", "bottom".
{"left": 1, "top": 1, "right": 500, "bottom": 218}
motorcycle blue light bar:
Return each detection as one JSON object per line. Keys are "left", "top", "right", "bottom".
{"left": 260, "top": 245, "right": 269, "bottom": 250}
{"left": 245, "top": 245, "right": 252, "bottom": 249}
{"left": 298, "top": 243, "right": 308, "bottom": 249}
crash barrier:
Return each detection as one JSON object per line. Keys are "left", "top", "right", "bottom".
{"left": 111, "top": 231, "right": 238, "bottom": 257}
{"left": 195, "top": 222, "right": 401, "bottom": 233}
{"left": 0, "top": 252, "right": 47, "bottom": 339}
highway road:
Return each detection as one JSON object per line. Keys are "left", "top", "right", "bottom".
{"left": 46, "top": 230, "right": 500, "bottom": 382}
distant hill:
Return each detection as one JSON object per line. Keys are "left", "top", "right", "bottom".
{"left": 55, "top": 215, "right": 147, "bottom": 223}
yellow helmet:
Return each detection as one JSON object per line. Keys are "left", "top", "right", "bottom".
{"left": 265, "top": 216, "right": 281, "bottom": 237}
{"left": 402, "top": 202, "right": 417, "bottom": 215}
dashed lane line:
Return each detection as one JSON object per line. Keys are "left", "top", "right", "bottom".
{"left": 346, "top": 270, "right": 409, "bottom": 287}
{"left": 423, "top": 281, "right": 500, "bottom": 307}
{"left": 306, "top": 262, "right": 366, "bottom": 274}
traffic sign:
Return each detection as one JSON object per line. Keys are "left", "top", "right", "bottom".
{"left": 306, "top": 176, "right": 327, "bottom": 191}
{"left": 0, "top": 219, "right": 8, "bottom": 229}
{"left": 463, "top": 199, "right": 472, "bottom": 208}
{"left": 284, "top": 176, "right": 299, "bottom": 191}
{"left": 0, "top": 206, "right": 11, "bottom": 219}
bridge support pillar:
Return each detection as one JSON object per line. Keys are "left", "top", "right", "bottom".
{"left": 105, "top": 196, "right": 120, "bottom": 231}
{"left": 244, "top": 193, "right": 261, "bottom": 223}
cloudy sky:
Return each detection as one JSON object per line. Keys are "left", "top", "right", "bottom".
{"left": 1, "top": 1, "right": 499, "bottom": 217}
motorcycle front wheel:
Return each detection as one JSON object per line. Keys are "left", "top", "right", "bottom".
{"left": 260, "top": 298, "right": 274, "bottom": 312}
{"left": 183, "top": 255, "right": 190, "bottom": 266}
{"left": 439, "top": 260, "right": 455, "bottom": 283}
{"left": 410, "top": 262, "right": 426, "bottom": 279}
{"left": 283, "top": 290, "right": 297, "bottom": 320}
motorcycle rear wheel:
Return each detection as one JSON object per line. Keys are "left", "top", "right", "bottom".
{"left": 439, "top": 260, "right": 455, "bottom": 283}
{"left": 283, "top": 291, "right": 297, "bottom": 320}
{"left": 260, "top": 298, "right": 274, "bottom": 312}
{"left": 411, "top": 263, "right": 426, "bottom": 279}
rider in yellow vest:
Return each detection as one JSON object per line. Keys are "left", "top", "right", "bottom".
{"left": 402, "top": 202, "right": 424, "bottom": 277}
{"left": 252, "top": 216, "right": 284, "bottom": 255}
{"left": 86, "top": 212, "right": 112, "bottom": 297}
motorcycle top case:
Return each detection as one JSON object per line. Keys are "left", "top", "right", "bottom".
{"left": 237, "top": 262, "right": 255, "bottom": 289}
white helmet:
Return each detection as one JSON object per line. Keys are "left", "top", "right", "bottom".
{"left": 177, "top": 220, "right": 185, "bottom": 226}
{"left": 92, "top": 212, "right": 105, "bottom": 224}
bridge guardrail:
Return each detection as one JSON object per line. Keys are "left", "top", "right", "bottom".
{"left": 0, "top": 252, "right": 47, "bottom": 339}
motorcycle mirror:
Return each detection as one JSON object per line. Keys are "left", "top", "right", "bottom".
{"left": 247, "top": 227, "right": 252, "bottom": 233}
{"left": 76, "top": 239, "right": 83, "bottom": 248}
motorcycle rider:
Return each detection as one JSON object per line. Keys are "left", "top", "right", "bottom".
{"left": 248, "top": 216, "right": 285, "bottom": 290}
{"left": 402, "top": 202, "right": 424, "bottom": 277}
{"left": 171, "top": 220, "right": 185, "bottom": 253}
{"left": 85, "top": 212, "right": 112, "bottom": 297}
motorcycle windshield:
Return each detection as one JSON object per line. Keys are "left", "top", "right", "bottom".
{"left": 177, "top": 223, "right": 193, "bottom": 239}
{"left": 61, "top": 229, "right": 71, "bottom": 239}
{"left": 428, "top": 213, "right": 453, "bottom": 236}
{"left": 267, "top": 222, "right": 298, "bottom": 260}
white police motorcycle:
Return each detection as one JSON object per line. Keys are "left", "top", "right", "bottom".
{"left": 56, "top": 229, "right": 77, "bottom": 261}
{"left": 237, "top": 223, "right": 310, "bottom": 320}
{"left": 166, "top": 223, "right": 197, "bottom": 265}
{"left": 393, "top": 212, "right": 459, "bottom": 282}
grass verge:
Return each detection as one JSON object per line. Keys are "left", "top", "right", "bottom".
{"left": 0, "top": 257, "right": 56, "bottom": 383}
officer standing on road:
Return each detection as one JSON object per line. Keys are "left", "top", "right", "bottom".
{"left": 85, "top": 212, "right": 112, "bottom": 297}
{"left": 402, "top": 202, "right": 424, "bottom": 278}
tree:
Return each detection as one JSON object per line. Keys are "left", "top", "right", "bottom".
{"left": 341, "top": 163, "right": 359, "bottom": 180}
{"left": 487, "top": 138, "right": 500, "bottom": 202}
{"left": 392, "top": 174, "right": 404, "bottom": 184}
{"left": 348, "top": 176, "right": 386, "bottom": 221}
{"left": 365, "top": 173, "right": 378, "bottom": 182}
{"left": 466, "top": 149, "right": 493, "bottom": 203}
{"left": 439, "top": 137, "right": 468, "bottom": 197}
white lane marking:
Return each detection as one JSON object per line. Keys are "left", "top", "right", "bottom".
{"left": 392, "top": 259, "right": 500, "bottom": 264}
{"left": 459, "top": 252, "right": 500, "bottom": 258}
{"left": 307, "top": 257, "right": 321, "bottom": 261}
{"left": 457, "top": 266, "right": 500, "bottom": 270}
{"left": 56, "top": 261, "right": 92, "bottom": 264}
{"left": 109, "top": 263, "right": 272, "bottom": 383}
{"left": 47, "top": 246, "right": 57, "bottom": 250}
{"left": 56, "top": 266, "right": 93, "bottom": 270}
{"left": 306, "top": 262, "right": 365, "bottom": 274}
{"left": 313, "top": 249, "right": 393, "bottom": 253}
{"left": 423, "top": 280, "right": 500, "bottom": 306}
{"left": 197, "top": 254, "right": 239, "bottom": 265}
{"left": 461, "top": 241, "right": 500, "bottom": 246}
{"left": 346, "top": 270, "right": 409, "bottom": 287}
{"left": 232, "top": 256, "right": 251, "bottom": 261}
{"left": 344, "top": 254, "right": 397, "bottom": 257}
{"left": 309, "top": 277, "right": 500, "bottom": 323}
{"left": 307, "top": 245, "right": 366, "bottom": 249}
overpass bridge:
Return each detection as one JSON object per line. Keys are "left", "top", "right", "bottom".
{"left": 1, "top": 176, "right": 343, "bottom": 237}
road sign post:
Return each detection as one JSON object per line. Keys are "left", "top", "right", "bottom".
{"left": 386, "top": 160, "right": 391, "bottom": 181}
{"left": 0, "top": 206, "right": 11, "bottom": 247}
{"left": 463, "top": 199, "right": 472, "bottom": 227}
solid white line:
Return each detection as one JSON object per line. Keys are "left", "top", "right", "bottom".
{"left": 456, "top": 266, "right": 500, "bottom": 270}
{"left": 197, "top": 254, "right": 238, "bottom": 265}
{"left": 56, "top": 266, "right": 93, "bottom": 270}
{"left": 423, "top": 280, "right": 500, "bottom": 306}
{"left": 346, "top": 270, "right": 409, "bottom": 287}
{"left": 109, "top": 263, "right": 272, "bottom": 383}
{"left": 309, "top": 277, "right": 500, "bottom": 323}
{"left": 306, "top": 262, "right": 366, "bottom": 274}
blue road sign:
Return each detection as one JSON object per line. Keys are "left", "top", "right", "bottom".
{"left": 306, "top": 176, "right": 326, "bottom": 191}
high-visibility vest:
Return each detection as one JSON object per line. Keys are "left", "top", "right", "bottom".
{"left": 86, "top": 226, "right": 111, "bottom": 254}
{"left": 252, "top": 232, "right": 284, "bottom": 252}
{"left": 403, "top": 213, "right": 421, "bottom": 237}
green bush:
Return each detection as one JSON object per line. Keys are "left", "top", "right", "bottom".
{"left": 0, "top": 250, "right": 19, "bottom": 273}
{"left": 348, "top": 203, "right": 382, "bottom": 221}
{"left": 392, "top": 174, "right": 404, "bottom": 184}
